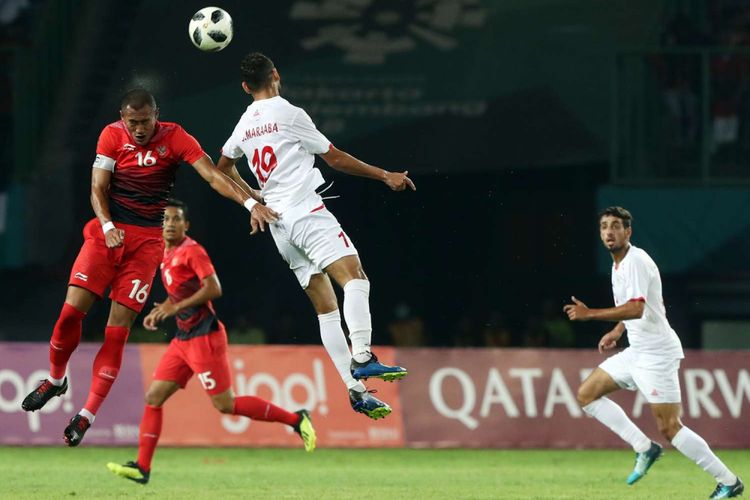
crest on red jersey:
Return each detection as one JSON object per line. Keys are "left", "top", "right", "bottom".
{"left": 157, "top": 145, "right": 168, "bottom": 157}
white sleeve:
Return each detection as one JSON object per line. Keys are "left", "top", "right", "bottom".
{"left": 93, "top": 154, "right": 115, "bottom": 171}
{"left": 625, "top": 256, "right": 651, "bottom": 302}
{"left": 220, "top": 131, "right": 244, "bottom": 160}
{"left": 290, "top": 109, "right": 331, "bottom": 154}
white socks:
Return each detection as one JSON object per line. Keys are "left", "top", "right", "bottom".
{"left": 585, "top": 398, "right": 738, "bottom": 485}
{"left": 672, "top": 426, "right": 737, "bottom": 485}
{"left": 583, "top": 398, "right": 651, "bottom": 453}
{"left": 48, "top": 376, "right": 65, "bottom": 387}
{"left": 318, "top": 310, "right": 365, "bottom": 392}
{"left": 343, "top": 279, "right": 372, "bottom": 363}
{"left": 79, "top": 408, "right": 96, "bottom": 424}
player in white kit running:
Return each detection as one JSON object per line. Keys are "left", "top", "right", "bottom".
{"left": 564, "top": 207, "right": 743, "bottom": 499}
{"left": 216, "top": 53, "right": 416, "bottom": 420}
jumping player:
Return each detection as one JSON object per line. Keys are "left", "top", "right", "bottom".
{"left": 107, "top": 200, "right": 315, "bottom": 484}
{"left": 21, "top": 89, "right": 276, "bottom": 446}
{"left": 564, "top": 206, "right": 743, "bottom": 499}
{"left": 216, "top": 53, "right": 415, "bottom": 419}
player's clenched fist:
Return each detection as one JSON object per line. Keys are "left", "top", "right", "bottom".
{"left": 143, "top": 311, "right": 159, "bottom": 331}
{"left": 384, "top": 170, "right": 416, "bottom": 192}
{"left": 598, "top": 330, "right": 621, "bottom": 353}
{"left": 104, "top": 227, "right": 125, "bottom": 248}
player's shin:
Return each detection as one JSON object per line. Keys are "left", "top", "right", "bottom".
{"left": 137, "top": 405, "right": 163, "bottom": 472}
{"left": 83, "top": 326, "right": 130, "bottom": 415}
{"left": 49, "top": 303, "right": 86, "bottom": 381}
{"left": 318, "top": 310, "right": 365, "bottom": 391}
{"left": 233, "top": 396, "right": 299, "bottom": 426}
{"left": 671, "top": 426, "right": 738, "bottom": 486}
{"left": 343, "top": 279, "right": 372, "bottom": 363}
{"left": 583, "top": 398, "right": 652, "bottom": 453}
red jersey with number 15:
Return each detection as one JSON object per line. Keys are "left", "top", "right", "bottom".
{"left": 161, "top": 236, "right": 221, "bottom": 340}
{"left": 93, "top": 121, "right": 206, "bottom": 226}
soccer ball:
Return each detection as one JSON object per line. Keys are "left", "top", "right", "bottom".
{"left": 189, "top": 7, "right": 233, "bottom": 52}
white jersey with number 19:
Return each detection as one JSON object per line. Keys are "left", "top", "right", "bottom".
{"left": 221, "top": 96, "right": 332, "bottom": 213}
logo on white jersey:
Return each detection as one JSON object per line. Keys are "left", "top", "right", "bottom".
{"left": 74, "top": 272, "right": 88, "bottom": 282}
{"left": 123, "top": 143, "right": 136, "bottom": 151}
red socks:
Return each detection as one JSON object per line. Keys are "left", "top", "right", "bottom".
{"left": 233, "top": 396, "right": 299, "bottom": 427}
{"left": 83, "top": 326, "right": 129, "bottom": 415}
{"left": 49, "top": 303, "right": 86, "bottom": 379}
{"left": 135, "top": 397, "right": 297, "bottom": 472}
{"left": 136, "top": 405, "right": 163, "bottom": 471}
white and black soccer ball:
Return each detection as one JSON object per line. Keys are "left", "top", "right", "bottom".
{"left": 188, "top": 7, "right": 233, "bottom": 52}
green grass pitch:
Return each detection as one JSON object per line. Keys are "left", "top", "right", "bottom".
{"left": 0, "top": 447, "right": 747, "bottom": 499}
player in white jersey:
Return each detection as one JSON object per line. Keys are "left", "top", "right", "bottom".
{"left": 216, "top": 53, "right": 416, "bottom": 420}
{"left": 564, "top": 207, "right": 743, "bottom": 499}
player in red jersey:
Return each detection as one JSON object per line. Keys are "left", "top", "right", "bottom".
{"left": 107, "top": 200, "right": 315, "bottom": 484}
{"left": 21, "top": 89, "right": 278, "bottom": 446}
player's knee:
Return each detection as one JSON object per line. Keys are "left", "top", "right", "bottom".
{"left": 332, "top": 259, "right": 367, "bottom": 285}
{"left": 212, "top": 397, "right": 235, "bottom": 414}
{"left": 657, "top": 417, "right": 681, "bottom": 440}
{"left": 144, "top": 389, "right": 167, "bottom": 407}
{"left": 352, "top": 266, "right": 367, "bottom": 281}
{"left": 108, "top": 304, "right": 139, "bottom": 329}
{"left": 576, "top": 386, "right": 595, "bottom": 407}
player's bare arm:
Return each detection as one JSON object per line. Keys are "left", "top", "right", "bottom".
{"left": 90, "top": 167, "right": 125, "bottom": 248}
{"left": 216, "top": 155, "right": 263, "bottom": 203}
{"left": 211, "top": 154, "right": 278, "bottom": 234}
{"left": 191, "top": 155, "right": 255, "bottom": 206}
{"left": 150, "top": 274, "right": 222, "bottom": 323}
{"left": 320, "top": 146, "right": 416, "bottom": 192}
{"left": 598, "top": 321, "right": 625, "bottom": 353}
{"left": 563, "top": 296, "right": 645, "bottom": 322}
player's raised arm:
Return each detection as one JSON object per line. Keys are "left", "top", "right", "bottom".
{"left": 320, "top": 146, "right": 416, "bottom": 192}
{"left": 90, "top": 167, "right": 125, "bottom": 248}
{"left": 192, "top": 154, "right": 278, "bottom": 234}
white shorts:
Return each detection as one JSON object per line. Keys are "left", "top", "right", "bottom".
{"left": 599, "top": 347, "right": 682, "bottom": 404}
{"left": 269, "top": 193, "right": 358, "bottom": 288}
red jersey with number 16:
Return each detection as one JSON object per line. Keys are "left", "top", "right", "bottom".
{"left": 161, "top": 236, "right": 221, "bottom": 340}
{"left": 93, "top": 121, "right": 206, "bottom": 227}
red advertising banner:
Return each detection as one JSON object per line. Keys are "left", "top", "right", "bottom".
{"left": 2, "top": 344, "right": 748, "bottom": 448}
{"left": 0, "top": 343, "right": 144, "bottom": 446}
{"left": 396, "top": 348, "right": 750, "bottom": 448}
{"left": 137, "top": 344, "right": 405, "bottom": 447}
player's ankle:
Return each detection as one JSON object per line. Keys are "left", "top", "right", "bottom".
{"left": 352, "top": 351, "right": 372, "bottom": 363}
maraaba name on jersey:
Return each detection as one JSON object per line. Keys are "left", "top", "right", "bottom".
{"left": 242, "top": 122, "right": 279, "bottom": 142}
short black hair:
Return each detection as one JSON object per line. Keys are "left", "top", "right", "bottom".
{"left": 598, "top": 206, "right": 632, "bottom": 228}
{"left": 166, "top": 198, "right": 189, "bottom": 220}
{"left": 120, "top": 88, "right": 157, "bottom": 111}
{"left": 241, "top": 52, "right": 275, "bottom": 91}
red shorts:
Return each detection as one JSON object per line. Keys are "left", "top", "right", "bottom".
{"left": 152, "top": 326, "right": 231, "bottom": 395}
{"left": 68, "top": 218, "right": 164, "bottom": 313}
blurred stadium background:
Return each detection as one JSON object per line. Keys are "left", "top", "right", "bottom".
{"left": 0, "top": 0, "right": 749, "bottom": 497}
